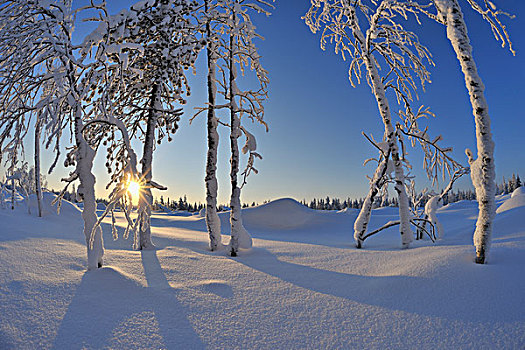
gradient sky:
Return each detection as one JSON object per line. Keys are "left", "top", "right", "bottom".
{"left": 4, "top": 0, "right": 525, "bottom": 205}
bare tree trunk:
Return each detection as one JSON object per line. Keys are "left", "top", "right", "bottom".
{"left": 74, "top": 106, "right": 104, "bottom": 270}
{"left": 354, "top": 151, "right": 390, "bottom": 248}
{"left": 205, "top": 0, "right": 222, "bottom": 251}
{"left": 348, "top": 7, "right": 413, "bottom": 248}
{"left": 228, "top": 30, "right": 240, "bottom": 257}
{"left": 228, "top": 10, "right": 252, "bottom": 256}
{"left": 63, "top": 54, "right": 104, "bottom": 269}
{"left": 137, "top": 83, "right": 160, "bottom": 250}
{"left": 365, "top": 57, "right": 412, "bottom": 248}
{"left": 34, "top": 118, "right": 43, "bottom": 217}
{"left": 435, "top": 0, "right": 496, "bottom": 264}
{"left": 229, "top": 107, "right": 244, "bottom": 255}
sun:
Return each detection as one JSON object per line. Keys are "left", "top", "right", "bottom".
{"left": 127, "top": 180, "right": 141, "bottom": 205}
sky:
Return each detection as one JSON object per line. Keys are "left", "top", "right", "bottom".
{"left": 3, "top": 0, "right": 525, "bottom": 205}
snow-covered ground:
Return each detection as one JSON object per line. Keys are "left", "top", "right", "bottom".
{"left": 1, "top": 190, "right": 524, "bottom": 349}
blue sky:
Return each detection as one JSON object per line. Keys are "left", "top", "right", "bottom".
{"left": 6, "top": 0, "right": 525, "bottom": 205}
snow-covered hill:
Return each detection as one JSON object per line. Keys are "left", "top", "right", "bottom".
{"left": 0, "top": 189, "right": 524, "bottom": 349}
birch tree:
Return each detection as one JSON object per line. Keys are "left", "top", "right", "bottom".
{"left": 213, "top": 0, "right": 270, "bottom": 256}
{"left": 193, "top": 0, "right": 270, "bottom": 254}
{"left": 432, "top": 0, "right": 512, "bottom": 263}
{"left": 304, "top": 0, "right": 433, "bottom": 248}
{"left": 407, "top": 0, "right": 514, "bottom": 263}
{"left": 200, "top": 0, "right": 223, "bottom": 251}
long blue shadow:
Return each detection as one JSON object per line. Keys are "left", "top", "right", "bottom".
{"left": 52, "top": 251, "right": 204, "bottom": 349}
{"left": 234, "top": 247, "right": 525, "bottom": 323}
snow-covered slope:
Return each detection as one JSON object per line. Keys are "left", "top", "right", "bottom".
{"left": 26, "top": 192, "right": 82, "bottom": 217}
{"left": 236, "top": 198, "right": 315, "bottom": 229}
{"left": 496, "top": 186, "right": 525, "bottom": 214}
{"left": 1, "top": 191, "right": 524, "bottom": 349}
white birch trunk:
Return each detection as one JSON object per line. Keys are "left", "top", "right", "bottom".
{"left": 205, "top": 0, "right": 222, "bottom": 251}
{"left": 137, "top": 83, "right": 160, "bottom": 250}
{"left": 435, "top": 0, "right": 496, "bottom": 264}
{"left": 348, "top": 6, "right": 413, "bottom": 248}
{"left": 354, "top": 152, "right": 390, "bottom": 247}
{"left": 74, "top": 106, "right": 104, "bottom": 270}
{"left": 34, "top": 118, "right": 43, "bottom": 217}
{"left": 228, "top": 17, "right": 252, "bottom": 256}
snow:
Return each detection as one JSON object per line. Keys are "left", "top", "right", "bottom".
{"left": 239, "top": 198, "right": 315, "bottom": 230}
{"left": 241, "top": 126, "right": 257, "bottom": 154}
{"left": 1, "top": 191, "right": 524, "bottom": 348}
{"left": 39, "top": 193, "right": 80, "bottom": 216}
{"left": 425, "top": 195, "right": 444, "bottom": 238}
{"left": 496, "top": 186, "right": 525, "bottom": 214}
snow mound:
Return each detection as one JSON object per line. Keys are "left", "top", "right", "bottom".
{"left": 241, "top": 198, "right": 314, "bottom": 229}
{"left": 496, "top": 187, "right": 525, "bottom": 214}
{"left": 440, "top": 199, "right": 475, "bottom": 211}
{"left": 157, "top": 204, "right": 172, "bottom": 213}
{"left": 1, "top": 188, "right": 24, "bottom": 204}
{"left": 511, "top": 186, "right": 525, "bottom": 198}
{"left": 28, "top": 192, "right": 81, "bottom": 217}
{"left": 337, "top": 207, "right": 358, "bottom": 214}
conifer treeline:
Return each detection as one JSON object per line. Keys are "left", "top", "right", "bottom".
{"left": 153, "top": 195, "right": 204, "bottom": 212}
{"left": 498, "top": 173, "right": 522, "bottom": 195}
{"left": 53, "top": 173, "right": 521, "bottom": 212}
{"left": 302, "top": 173, "right": 522, "bottom": 211}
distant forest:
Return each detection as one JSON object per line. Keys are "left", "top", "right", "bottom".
{"left": 300, "top": 173, "right": 522, "bottom": 211}
{"left": 53, "top": 173, "right": 521, "bottom": 212}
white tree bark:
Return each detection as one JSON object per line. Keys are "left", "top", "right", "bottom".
{"left": 205, "top": 0, "right": 222, "bottom": 251}
{"left": 364, "top": 56, "right": 412, "bottom": 248}
{"left": 435, "top": 0, "right": 496, "bottom": 264}
{"left": 348, "top": 6, "right": 413, "bottom": 248}
{"left": 228, "top": 12, "right": 252, "bottom": 256}
{"left": 137, "top": 83, "right": 160, "bottom": 250}
{"left": 34, "top": 118, "right": 43, "bottom": 217}
{"left": 73, "top": 106, "right": 104, "bottom": 270}
{"left": 354, "top": 153, "right": 390, "bottom": 248}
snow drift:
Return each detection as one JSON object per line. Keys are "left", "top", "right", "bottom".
{"left": 1, "top": 192, "right": 524, "bottom": 349}
{"left": 27, "top": 192, "right": 81, "bottom": 217}
{"left": 496, "top": 186, "right": 525, "bottom": 214}
{"left": 234, "top": 198, "right": 315, "bottom": 230}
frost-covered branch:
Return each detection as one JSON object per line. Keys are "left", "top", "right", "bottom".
{"left": 305, "top": 0, "right": 437, "bottom": 248}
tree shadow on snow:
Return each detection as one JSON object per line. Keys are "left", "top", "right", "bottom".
{"left": 52, "top": 250, "right": 204, "bottom": 349}
{"left": 234, "top": 247, "right": 525, "bottom": 323}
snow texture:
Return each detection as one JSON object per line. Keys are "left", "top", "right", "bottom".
{"left": 496, "top": 187, "right": 525, "bottom": 214}
{"left": 1, "top": 191, "right": 525, "bottom": 349}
